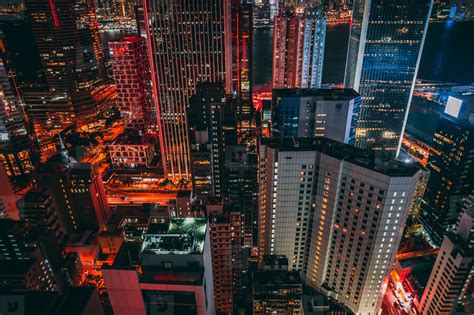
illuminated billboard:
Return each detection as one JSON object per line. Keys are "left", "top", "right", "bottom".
{"left": 444, "top": 96, "right": 463, "bottom": 118}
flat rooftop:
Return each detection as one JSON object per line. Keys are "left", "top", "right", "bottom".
{"left": 261, "top": 137, "right": 420, "bottom": 177}
{"left": 111, "top": 129, "right": 147, "bottom": 146}
{"left": 140, "top": 218, "right": 206, "bottom": 255}
{"left": 273, "top": 88, "right": 359, "bottom": 100}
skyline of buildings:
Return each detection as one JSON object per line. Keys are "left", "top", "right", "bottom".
{"left": 0, "top": 1, "right": 472, "bottom": 314}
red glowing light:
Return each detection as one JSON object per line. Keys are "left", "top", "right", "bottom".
{"left": 49, "top": 0, "right": 60, "bottom": 28}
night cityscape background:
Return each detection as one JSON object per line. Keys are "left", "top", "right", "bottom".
{"left": 0, "top": 0, "right": 473, "bottom": 314}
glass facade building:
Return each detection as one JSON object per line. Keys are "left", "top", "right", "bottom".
{"left": 344, "top": 0, "right": 433, "bottom": 157}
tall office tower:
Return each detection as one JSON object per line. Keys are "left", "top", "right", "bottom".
{"left": 142, "top": 0, "right": 232, "bottom": 181}
{"left": 0, "top": 60, "right": 27, "bottom": 141}
{"left": 109, "top": 36, "right": 155, "bottom": 132}
{"left": 231, "top": 1, "right": 254, "bottom": 142}
{"left": 24, "top": 0, "right": 112, "bottom": 142}
{"left": 420, "top": 98, "right": 474, "bottom": 245}
{"left": 272, "top": 5, "right": 326, "bottom": 89}
{"left": 36, "top": 139, "right": 110, "bottom": 234}
{"left": 271, "top": 89, "right": 360, "bottom": 143}
{"left": 344, "top": 0, "right": 432, "bottom": 157}
{"left": 252, "top": 255, "right": 303, "bottom": 315}
{"left": 188, "top": 84, "right": 235, "bottom": 198}
{"left": 25, "top": 0, "right": 104, "bottom": 93}
{"left": 0, "top": 220, "right": 67, "bottom": 292}
{"left": 103, "top": 218, "right": 215, "bottom": 315}
{"left": 0, "top": 59, "right": 34, "bottom": 180}
{"left": 419, "top": 205, "right": 474, "bottom": 314}
{"left": 225, "top": 144, "right": 259, "bottom": 246}
{"left": 209, "top": 209, "right": 244, "bottom": 314}
{"left": 258, "top": 138, "right": 420, "bottom": 313}
{"left": 17, "top": 188, "right": 64, "bottom": 244}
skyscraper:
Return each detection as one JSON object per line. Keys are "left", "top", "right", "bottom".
{"left": 344, "top": 0, "right": 433, "bottom": 157}
{"left": 272, "top": 5, "right": 326, "bottom": 89}
{"left": 231, "top": 1, "right": 254, "bottom": 141}
{"left": 258, "top": 137, "right": 420, "bottom": 313}
{"left": 25, "top": 0, "right": 104, "bottom": 94}
{"left": 24, "top": 0, "right": 112, "bottom": 144}
{"left": 420, "top": 98, "right": 474, "bottom": 245}
{"left": 142, "top": 0, "right": 232, "bottom": 180}
{"left": 209, "top": 209, "right": 243, "bottom": 314}
{"left": 188, "top": 84, "right": 234, "bottom": 198}
{"left": 109, "top": 36, "right": 155, "bottom": 132}
{"left": 419, "top": 204, "right": 474, "bottom": 314}
{"left": 36, "top": 139, "right": 110, "bottom": 234}
{"left": 271, "top": 88, "right": 360, "bottom": 143}
{"left": 0, "top": 59, "right": 34, "bottom": 180}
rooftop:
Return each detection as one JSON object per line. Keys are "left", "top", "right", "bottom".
{"left": 140, "top": 218, "right": 206, "bottom": 255}
{"left": 273, "top": 88, "right": 360, "bottom": 100}
{"left": 261, "top": 137, "right": 420, "bottom": 177}
{"left": 111, "top": 129, "right": 147, "bottom": 146}
{"left": 253, "top": 270, "right": 302, "bottom": 287}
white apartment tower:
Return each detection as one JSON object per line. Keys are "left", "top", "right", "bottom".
{"left": 258, "top": 137, "right": 421, "bottom": 314}
{"left": 419, "top": 202, "right": 474, "bottom": 314}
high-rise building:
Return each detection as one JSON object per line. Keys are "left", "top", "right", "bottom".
{"left": 0, "top": 59, "right": 34, "bottom": 180}
{"left": 419, "top": 205, "right": 474, "bottom": 314}
{"left": 0, "top": 220, "right": 67, "bottom": 292}
{"left": 344, "top": 0, "right": 433, "bottom": 157}
{"left": 109, "top": 36, "right": 155, "bottom": 132}
{"left": 142, "top": 0, "right": 232, "bottom": 180}
{"left": 258, "top": 137, "right": 421, "bottom": 313}
{"left": 209, "top": 208, "right": 243, "bottom": 314}
{"left": 252, "top": 255, "right": 303, "bottom": 315}
{"left": 17, "top": 187, "right": 64, "bottom": 244}
{"left": 271, "top": 88, "right": 360, "bottom": 143}
{"left": 231, "top": 1, "right": 254, "bottom": 142}
{"left": 420, "top": 99, "right": 474, "bottom": 245}
{"left": 272, "top": 5, "right": 326, "bottom": 89}
{"left": 103, "top": 218, "right": 215, "bottom": 315}
{"left": 36, "top": 139, "right": 110, "bottom": 234}
{"left": 188, "top": 84, "right": 235, "bottom": 198}
{"left": 25, "top": 0, "right": 104, "bottom": 93}
{"left": 24, "top": 0, "right": 113, "bottom": 144}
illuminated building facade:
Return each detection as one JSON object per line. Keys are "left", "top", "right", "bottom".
{"left": 108, "top": 130, "right": 155, "bottom": 168}
{"left": 24, "top": 0, "right": 112, "bottom": 144}
{"left": 231, "top": 1, "right": 254, "bottom": 142}
{"left": 209, "top": 209, "right": 243, "bottom": 314}
{"left": 36, "top": 141, "right": 110, "bottom": 234}
{"left": 0, "top": 220, "right": 67, "bottom": 292}
{"left": 188, "top": 84, "right": 235, "bottom": 198}
{"left": 258, "top": 137, "right": 420, "bottom": 313}
{"left": 17, "top": 188, "right": 63, "bottom": 244}
{"left": 252, "top": 256, "right": 303, "bottom": 315}
{"left": 142, "top": 0, "right": 232, "bottom": 181}
{"left": 109, "top": 36, "right": 155, "bottom": 132}
{"left": 103, "top": 218, "right": 215, "bottom": 315}
{"left": 272, "top": 5, "right": 326, "bottom": 89}
{"left": 0, "top": 59, "right": 33, "bottom": 179}
{"left": 25, "top": 0, "right": 104, "bottom": 93}
{"left": 344, "top": 0, "right": 432, "bottom": 157}
{"left": 271, "top": 88, "right": 360, "bottom": 143}
{"left": 420, "top": 101, "right": 474, "bottom": 245}
{"left": 419, "top": 205, "right": 474, "bottom": 314}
